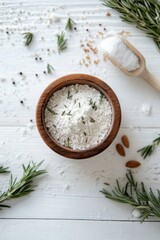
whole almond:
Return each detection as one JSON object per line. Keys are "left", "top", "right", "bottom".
{"left": 122, "top": 135, "right": 129, "bottom": 148}
{"left": 116, "top": 144, "right": 125, "bottom": 156}
{"left": 126, "top": 160, "right": 141, "bottom": 168}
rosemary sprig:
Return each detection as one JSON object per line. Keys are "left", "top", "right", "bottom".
{"left": 101, "top": 170, "right": 160, "bottom": 222}
{"left": 22, "top": 32, "right": 33, "bottom": 46}
{"left": 47, "top": 63, "right": 55, "bottom": 74}
{"left": 102, "top": 0, "right": 160, "bottom": 50}
{"left": 46, "top": 107, "right": 58, "bottom": 115}
{"left": 138, "top": 134, "right": 160, "bottom": 159}
{"left": 57, "top": 31, "right": 68, "bottom": 53}
{"left": 0, "top": 161, "right": 46, "bottom": 210}
{"left": 0, "top": 166, "right": 9, "bottom": 174}
{"left": 65, "top": 17, "right": 76, "bottom": 31}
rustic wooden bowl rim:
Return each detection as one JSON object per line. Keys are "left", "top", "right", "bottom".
{"left": 36, "top": 74, "right": 121, "bottom": 159}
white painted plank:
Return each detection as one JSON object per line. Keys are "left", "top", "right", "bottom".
{"left": 0, "top": 219, "right": 160, "bottom": 240}
{"left": 0, "top": 127, "right": 160, "bottom": 220}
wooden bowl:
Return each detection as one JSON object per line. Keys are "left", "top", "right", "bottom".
{"left": 36, "top": 74, "right": 121, "bottom": 159}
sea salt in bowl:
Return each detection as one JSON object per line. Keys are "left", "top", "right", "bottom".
{"left": 36, "top": 74, "right": 121, "bottom": 159}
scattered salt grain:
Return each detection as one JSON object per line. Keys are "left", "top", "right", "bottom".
{"left": 27, "top": 122, "right": 34, "bottom": 129}
{"left": 99, "top": 35, "right": 139, "bottom": 71}
{"left": 45, "top": 84, "right": 112, "bottom": 150}
{"left": 140, "top": 104, "right": 152, "bottom": 116}
{"left": 131, "top": 209, "right": 141, "bottom": 218}
{"left": 48, "top": 14, "right": 60, "bottom": 23}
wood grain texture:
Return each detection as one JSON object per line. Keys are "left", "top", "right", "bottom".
{"left": 36, "top": 74, "right": 121, "bottom": 159}
{"left": 0, "top": 0, "right": 160, "bottom": 239}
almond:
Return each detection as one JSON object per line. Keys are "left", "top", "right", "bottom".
{"left": 116, "top": 144, "right": 125, "bottom": 156}
{"left": 122, "top": 135, "right": 129, "bottom": 148}
{"left": 126, "top": 160, "right": 141, "bottom": 168}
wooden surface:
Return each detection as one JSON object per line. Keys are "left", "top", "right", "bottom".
{"left": 0, "top": 0, "right": 160, "bottom": 239}
{"left": 36, "top": 74, "right": 121, "bottom": 159}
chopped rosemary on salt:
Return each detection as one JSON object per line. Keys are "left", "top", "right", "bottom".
{"left": 45, "top": 84, "right": 112, "bottom": 150}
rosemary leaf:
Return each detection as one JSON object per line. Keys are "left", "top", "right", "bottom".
{"left": 67, "top": 110, "right": 72, "bottom": 116}
{"left": 82, "top": 116, "right": 85, "bottom": 124}
{"left": 89, "top": 99, "right": 97, "bottom": 110}
{"left": 0, "top": 166, "right": 9, "bottom": 174}
{"left": 22, "top": 32, "right": 33, "bottom": 46}
{"left": 153, "top": 135, "right": 160, "bottom": 145}
{"left": 90, "top": 117, "right": 95, "bottom": 123}
{"left": 92, "top": 102, "right": 97, "bottom": 111}
{"left": 57, "top": 31, "right": 68, "bottom": 53}
{"left": 0, "top": 161, "right": 46, "bottom": 210}
{"left": 46, "top": 107, "right": 58, "bottom": 115}
{"left": 65, "top": 17, "right": 76, "bottom": 31}
{"left": 100, "top": 93, "right": 104, "bottom": 103}
{"left": 64, "top": 137, "right": 71, "bottom": 148}
{"left": 47, "top": 63, "right": 55, "bottom": 74}
{"left": 102, "top": 0, "right": 160, "bottom": 51}
{"left": 101, "top": 170, "right": 160, "bottom": 222}
{"left": 67, "top": 90, "right": 73, "bottom": 99}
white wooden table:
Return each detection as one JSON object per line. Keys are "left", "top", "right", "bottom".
{"left": 0, "top": 0, "right": 160, "bottom": 239}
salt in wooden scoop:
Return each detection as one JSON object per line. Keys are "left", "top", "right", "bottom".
{"left": 100, "top": 36, "right": 160, "bottom": 92}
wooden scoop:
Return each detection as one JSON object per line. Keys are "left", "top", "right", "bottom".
{"left": 107, "top": 39, "right": 160, "bottom": 92}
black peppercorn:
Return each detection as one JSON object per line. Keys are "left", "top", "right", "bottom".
{"left": 35, "top": 74, "right": 38, "bottom": 77}
{"left": 19, "top": 72, "right": 23, "bottom": 75}
{"left": 86, "top": 29, "right": 89, "bottom": 32}
{"left": 104, "top": 28, "right": 106, "bottom": 31}
{"left": 99, "top": 24, "right": 102, "bottom": 26}
{"left": 43, "top": 71, "right": 46, "bottom": 74}
{"left": 39, "top": 57, "right": 42, "bottom": 60}
{"left": 12, "top": 81, "right": 15, "bottom": 85}
{"left": 20, "top": 100, "right": 24, "bottom": 104}
{"left": 74, "top": 27, "right": 77, "bottom": 30}
{"left": 35, "top": 57, "right": 38, "bottom": 61}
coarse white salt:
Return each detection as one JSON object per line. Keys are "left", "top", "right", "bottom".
{"left": 140, "top": 104, "right": 152, "bottom": 116}
{"left": 48, "top": 14, "right": 60, "bottom": 23}
{"left": 45, "top": 84, "right": 112, "bottom": 150}
{"left": 131, "top": 209, "right": 141, "bottom": 218}
{"left": 99, "top": 36, "right": 140, "bottom": 71}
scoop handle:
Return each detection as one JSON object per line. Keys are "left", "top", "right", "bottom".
{"left": 141, "top": 70, "right": 160, "bottom": 92}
